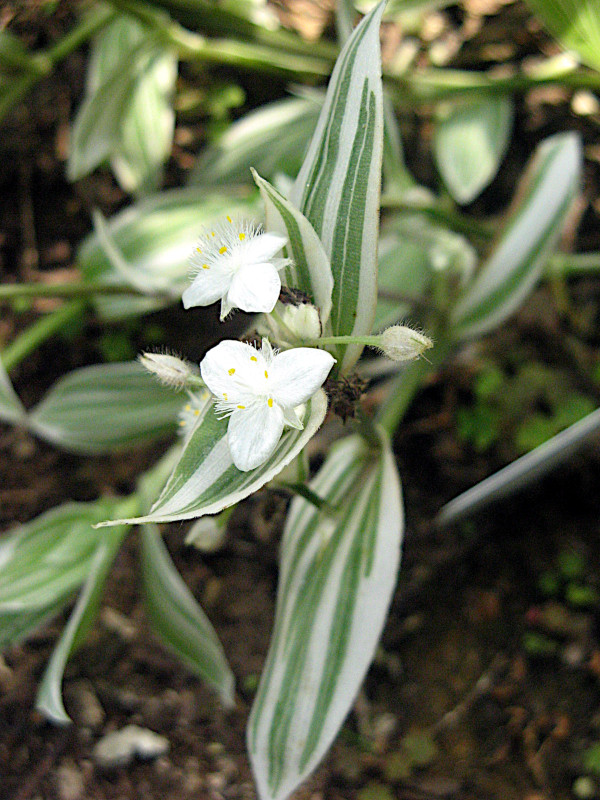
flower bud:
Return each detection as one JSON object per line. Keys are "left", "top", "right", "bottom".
{"left": 380, "top": 326, "right": 433, "bottom": 362}
{"left": 138, "top": 352, "right": 196, "bottom": 389}
{"left": 280, "top": 302, "right": 322, "bottom": 340}
{"left": 185, "top": 515, "right": 228, "bottom": 552}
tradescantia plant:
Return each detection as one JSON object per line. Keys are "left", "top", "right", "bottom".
{"left": 1, "top": 2, "right": 599, "bottom": 799}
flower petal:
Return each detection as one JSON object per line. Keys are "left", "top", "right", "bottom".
{"left": 200, "top": 340, "right": 266, "bottom": 404}
{"left": 182, "top": 268, "right": 232, "bottom": 310}
{"left": 227, "top": 262, "right": 281, "bottom": 314}
{"left": 282, "top": 406, "right": 304, "bottom": 430}
{"left": 227, "top": 401, "right": 285, "bottom": 471}
{"left": 270, "top": 348, "right": 336, "bottom": 408}
{"left": 243, "top": 231, "right": 287, "bottom": 263}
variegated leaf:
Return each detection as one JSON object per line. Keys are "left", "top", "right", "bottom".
{"left": 253, "top": 170, "right": 333, "bottom": 323}
{"left": 434, "top": 95, "right": 514, "bottom": 204}
{"left": 0, "top": 501, "right": 116, "bottom": 648}
{"left": 248, "top": 432, "right": 404, "bottom": 800}
{"left": 192, "top": 94, "right": 323, "bottom": 186}
{"left": 525, "top": 0, "right": 600, "bottom": 72}
{"left": 97, "top": 389, "right": 328, "bottom": 526}
{"left": 451, "top": 132, "right": 582, "bottom": 340}
{"left": 141, "top": 524, "right": 235, "bottom": 706}
{"left": 28, "top": 361, "right": 183, "bottom": 454}
{"left": 290, "top": 2, "right": 385, "bottom": 371}
{"left": 36, "top": 523, "right": 127, "bottom": 724}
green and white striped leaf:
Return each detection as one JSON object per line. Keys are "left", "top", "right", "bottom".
{"left": 0, "top": 357, "right": 26, "bottom": 425}
{"left": 36, "top": 524, "right": 127, "bottom": 724}
{"left": 191, "top": 95, "right": 323, "bottom": 187}
{"left": 0, "top": 501, "right": 115, "bottom": 648}
{"left": 141, "top": 524, "right": 235, "bottom": 706}
{"left": 98, "top": 389, "right": 328, "bottom": 526}
{"left": 70, "top": 15, "right": 177, "bottom": 192}
{"left": 253, "top": 170, "right": 333, "bottom": 323}
{"left": 434, "top": 95, "right": 514, "bottom": 205}
{"left": 28, "top": 361, "right": 183, "bottom": 454}
{"left": 290, "top": 2, "right": 385, "bottom": 372}
{"left": 525, "top": 0, "right": 600, "bottom": 72}
{"left": 77, "top": 188, "right": 258, "bottom": 319}
{"left": 451, "top": 132, "right": 582, "bottom": 340}
{"left": 248, "top": 432, "right": 403, "bottom": 800}
{"left": 68, "top": 42, "right": 152, "bottom": 183}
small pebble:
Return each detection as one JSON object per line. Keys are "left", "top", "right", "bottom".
{"left": 93, "top": 725, "right": 169, "bottom": 768}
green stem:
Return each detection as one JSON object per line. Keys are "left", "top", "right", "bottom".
{"left": 376, "top": 338, "right": 452, "bottom": 436}
{"left": 1, "top": 300, "right": 85, "bottom": 373}
{"left": 381, "top": 194, "right": 494, "bottom": 240}
{"left": 0, "top": 281, "right": 147, "bottom": 302}
{"left": 107, "top": 0, "right": 331, "bottom": 82}
{"left": 546, "top": 251, "right": 600, "bottom": 278}
{"left": 0, "top": 5, "right": 116, "bottom": 123}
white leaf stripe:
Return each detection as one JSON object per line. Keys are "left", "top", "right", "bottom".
{"left": 291, "top": 3, "right": 384, "bottom": 370}
{"left": 248, "top": 433, "right": 403, "bottom": 800}
{"left": 253, "top": 171, "right": 333, "bottom": 323}
{"left": 97, "top": 390, "right": 329, "bottom": 526}
{"left": 452, "top": 132, "right": 581, "bottom": 339}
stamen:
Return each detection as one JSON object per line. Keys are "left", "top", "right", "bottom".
{"left": 202, "top": 264, "right": 210, "bottom": 270}
{"left": 179, "top": 420, "right": 186, "bottom": 427}
{"left": 228, "top": 368, "right": 235, "bottom": 375}
{"left": 185, "top": 404, "right": 191, "bottom": 412}
{"left": 268, "top": 398, "right": 273, "bottom": 408}
{"left": 250, "top": 356, "right": 257, "bottom": 362}
{"left": 194, "top": 409, "right": 200, "bottom": 416}
{"left": 223, "top": 392, "right": 228, "bottom": 400}
{"left": 264, "top": 370, "right": 269, "bottom": 379}
{"left": 219, "top": 246, "right": 227, "bottom": 255}
{"left": 237, "top": 404, "right": 245, "bottom": 409}
{"left": 226, "top": 215, "right": 232, "bottom": 223}
{"left": 239, "top": 232, "right": 246, "bottom": 241}
{"left": 196, "top": 247, "right": 202, "bottom": 253}
{"left": 211, "top": 231, "right": 216, "bottom": 237}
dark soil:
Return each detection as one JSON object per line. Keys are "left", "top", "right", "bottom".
{"left": 2, "top": 2, "right": 600, "bottom": 800}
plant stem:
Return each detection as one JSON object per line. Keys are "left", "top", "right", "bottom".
{"left": 1, "top": 300, "right": 85, "bottom": 373}
{"left": 0, "top": 5, "right": 116, "bottom": 123}
{"left": 547, "top": 251, "right": 600, "bottom": 278}
{"left": 107, "top": 0, "right": 331, "bottom": 82}
{"left": 0, "top": 281, "right": 147, "bottom": 302}
{"left": 381, "top": 194, "right": 494, "bottom": 240}
{"left": 376, "top": 339, "right": 452, "bottom": 436}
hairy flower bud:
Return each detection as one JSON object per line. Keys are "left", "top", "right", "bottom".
{"left": 280, "top": 302, "right": 322, "bottom": 340}
{"left": 380, "top": 326, "right": 433, "bottom": 362}
{"left": 138, "top": 352, "right": 196, "bottom": 389}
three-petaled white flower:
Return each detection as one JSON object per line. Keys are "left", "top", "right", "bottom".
{"left": 200, "top": 338, "right": 335, "bottom": 471}
{"left": 182, "top": 217, "right": 289, "bottom": 320}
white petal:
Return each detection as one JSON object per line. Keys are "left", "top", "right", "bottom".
{"left": 227, "top": 401, "right": 285, "bottom": 471}
{"left": 243, "top": 231, "right": 287, "bottom": 263}
{"left": 200, "top": 340, "right": 266, "bottom": 403}
{"left": 227, "top": 262, "right": 281, "bottom": 314}
{"left": 270, "top": 348, "right": 336, "bottom": 408}
{"left": 182, "top": 268, "right": 231, "bottom": 310}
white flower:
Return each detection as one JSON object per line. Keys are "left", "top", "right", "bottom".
{"left": 200, "top": 338, "right": 335, "bottom": 471}
{"left": 182, "top": 217, "right": 289, "bottom": 320}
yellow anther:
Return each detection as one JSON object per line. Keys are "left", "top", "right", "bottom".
{"left": 237, "top": 404, "right": 245, "bottom": 409}
{"left": 222, "top": 392, "right": 228, "bottom": 400}
{"left": 179, "top": 420, "right": 186, "bottom": 427}
{"left": 202, "top": 264, "right": 210, "bottom": 270}
{"left": 194, "top": 409, "right": 200, "bottom": 416}
{"left": 226, "top": 215, "right": 232, "bottom": 223}
{"left": 185, "top": 404, "right": 191, "bottom": 412}
{"left": 264, "top": 370, "right": 269, "bottom": 379}
{"left": 239, "top": 232, "right": 246, "bottom": 241}
{"left": 250, "top": 356, "right": 257, "bottom": 362}
{"left": 228, "top": 368, "right": 235, "bottom": 375}
{"left": 211, "top": 231, "right": 216, "bottom": 237}
{"left": 219, "top": 245, "right": 227, "bottom": 255}
{"left": 268, "top": 398, "right": 273, "bottom": 408}
{"left": 196, "top": 246, "right": 202, "bottom": 253}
